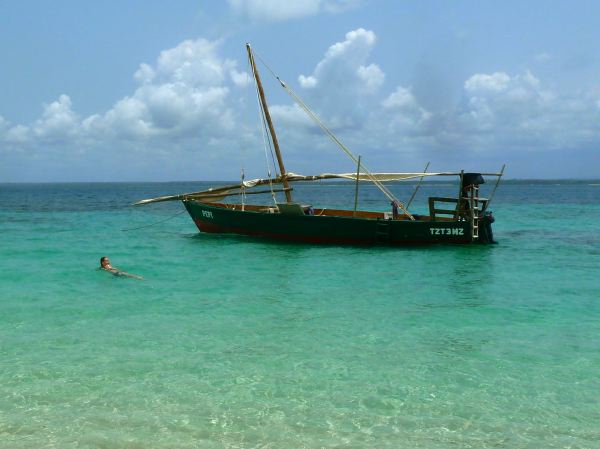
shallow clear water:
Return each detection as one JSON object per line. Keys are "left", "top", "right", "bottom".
{"left": 1, "top": 181, "right": 599, "bottom": 448}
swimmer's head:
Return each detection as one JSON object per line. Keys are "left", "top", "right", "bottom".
{"left": 100, "top": 256, "right": 110, "bottom": 268}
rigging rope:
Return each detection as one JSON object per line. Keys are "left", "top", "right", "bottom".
{"left": 121, "top": 210, "right": 187, "bottom": 232}
{"left": 251, "top": 53, "right": 279, "bottom": 176}
{"left": 250, "top": 52, "right": 278, "bottom": 205}
{"left": 279, "top": 78, "right": 413, "bottom": 219}
{"left": 253, "top": 50, "right": 413, "bottom": 219}
{"left": 406, "top": 161, "right": 430, "bottom": 209}
{"left": 240, "top": 168, "right": 246, "bottom": 210}
{"left": 240, "top": 58, "right": 253, "bottom": 211}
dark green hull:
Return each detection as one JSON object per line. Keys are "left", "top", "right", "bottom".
{"left": 183, "top": 201, "right": 495, "bottom": 245}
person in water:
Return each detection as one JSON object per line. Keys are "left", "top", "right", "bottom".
{"left": 100, "top": 256, "right": 143, "bottom": 279}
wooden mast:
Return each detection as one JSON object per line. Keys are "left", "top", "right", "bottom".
{"left": 246, "top": 43, "right": 293, "bottom": 203}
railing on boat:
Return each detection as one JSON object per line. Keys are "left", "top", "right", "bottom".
{"left": 428, "top": 187, "right": 489, "bottom": 241}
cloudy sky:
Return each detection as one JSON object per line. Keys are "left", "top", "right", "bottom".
{"left": 1, "top": 0, "right": 599, "bottom": 181}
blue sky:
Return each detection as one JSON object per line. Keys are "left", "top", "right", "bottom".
{"left": 1, "top": 0, "right": 599, "bottom": 181}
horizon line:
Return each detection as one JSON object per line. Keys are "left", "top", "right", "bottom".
{"left": 2, "top": 178, "right": 600, "bottom": 185}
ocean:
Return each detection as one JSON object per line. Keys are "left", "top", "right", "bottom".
{"left": 1, "top": 180, "right": 599, "bottom": 448}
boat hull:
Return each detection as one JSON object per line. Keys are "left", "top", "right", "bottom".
{"left": 183, "top": 201, "right": 492, "bottom": 245}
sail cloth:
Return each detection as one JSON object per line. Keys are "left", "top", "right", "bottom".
{"left": 283, "top": 171, "right": 505, "bottom": 182}
{"left": 309, "top": 172, "right": 445, "bottom": 182}
{"left": 134, "top": 172, "right": 457, "bottom": 205}
{"left": 262, "top": 171, "right": 448, "bottom": 183}
{"left": 134, "top": 170, "right": 503, "bottom": 205}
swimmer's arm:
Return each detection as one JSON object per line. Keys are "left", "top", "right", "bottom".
{"left": 101, "top": 267, "right": 143, "bottom": 280}
{"left": 115, "top": 271, "right": 144, "bottom": 280}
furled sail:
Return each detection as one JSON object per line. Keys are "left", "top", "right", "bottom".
{"left": 133, "top": 171, "right": 469, "bottom": 205}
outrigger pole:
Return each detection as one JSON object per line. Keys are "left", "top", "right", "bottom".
{"left": 353, "top": 155, "right": 361, "bottom": 216}
{"left": 246, "top": 43, "right": 293, "bottom": 203}
{"left": 406, "top": 161, "right": 430, "bottom": 209}
{"left": 482, "top": 164, "right": 505, "bottom": 212}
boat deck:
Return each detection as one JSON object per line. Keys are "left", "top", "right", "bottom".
{"left": 206, "top": 202, "right": 457, "bottom": 222}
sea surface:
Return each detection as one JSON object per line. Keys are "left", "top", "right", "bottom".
{"left": 1, "top": 180, "right": 599, "bottom": 448}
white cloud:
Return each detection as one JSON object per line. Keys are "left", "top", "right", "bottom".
{"left": 0, "top": 38, "right": 237, "bottom": 147}
{"left": 134, "top": 63, "right": 155, "bottom": 84}
{"left": 154, "top": 39, "right": 234, "bottom": 86}
{"left": 249, "top": 32, "right": 600, "bottom": 172}
{"left": 82, "top": 39, "right": 236, "bottom": 141}
{"left": 4, "top": 94, "right": 80, "bottom": 144}
{"left": 230, "top": 69, "right": 251, "bottom": 87}
{"left": 324, "top": 27, "right": 376, "bottom": 60}
{"left": 298, "top": 28, "right": 380, "bottom": 91}
{"left": 453, "top": 69, "right": 600, "bottom": 152}
{"left": 227, "top": 0, "right": 359, "bottom": 22}
{"left": 381, "top": 86, "right": 431, "bottom": 124}
{"left": 2, "top": 31, "right": 600, "bottom": 180}
{"left": 33, "top": 94, "right": 79, "bottom": 139}
{"left": 461, "top": 70, "right": 547, "bottom": 131}
{"left": 371, "top": 86, "right": 433, "bottom": 145}
{"left": 382, "top": 86, "right": 417, "bottom": 110}
{"left": 293, "top": 28, "right": 384, "bottom": 127}
{"left": 5, "top": 125, "right": 30, "bottom": 143}
{"left": 298, "top": 75, "right": 318, "bottom": 88}
{"left": 357, "top": 64, "right": 385, "bottom": 92}
{"left": 464, "top": 72, "right": 511, "bottom": 93}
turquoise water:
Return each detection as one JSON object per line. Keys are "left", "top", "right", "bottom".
{"left": 1, "top": 181, "right": 599, "bottom": 448}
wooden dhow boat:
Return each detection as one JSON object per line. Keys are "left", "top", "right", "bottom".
{"left": 136, "top": 44, "right": 504, "bottom": 245}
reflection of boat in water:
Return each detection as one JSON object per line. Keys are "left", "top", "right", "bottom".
{"left": 136, "top": 44, "right": 504, "bottom": 245}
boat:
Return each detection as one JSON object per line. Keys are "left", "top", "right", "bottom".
{"left": 136, "top": 44, "right": 504, "bottom": 245}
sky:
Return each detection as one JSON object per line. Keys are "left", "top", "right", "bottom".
{"left": 1, "top": 0, "right": 599, "bottom": 182}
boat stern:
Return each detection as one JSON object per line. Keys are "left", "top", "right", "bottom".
{"left": 477, "top": 211, "right": 496, "bottom": 244}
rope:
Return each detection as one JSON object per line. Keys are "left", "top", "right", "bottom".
{"left": 255, "top": 83, "right": 277, "bottom": 204}
{"left": 253, "top": 51, "right": 280, "bottom": 82}
{"left": 239, "top": 57, "right": 253, "bottom": 209}
{"left": 249, "top": 51, "right": 278, "bottom": 205}
{"left": 482, "top": 164, "right": 505, "bottom": 212}
{"left": 278, "top": 78, "right": 414, "bottom": 219}
{"left": 240, "top": 168, "right": 246, "bottom": 211}
{"left": 406, "top": 161, "right": 430, "bottom": 208}
{"left": 253, "top": 48, "right": 413, "bottom": 219}
{"left": 121, "top": 210, "right": 187, "bottom": 232}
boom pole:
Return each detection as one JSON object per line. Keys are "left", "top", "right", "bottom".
{"left": 246, "top": 43, "right": 293, "bottom": 203}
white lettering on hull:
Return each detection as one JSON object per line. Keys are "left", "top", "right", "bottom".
{"left": 429, "top": 227, "right": 464, "bottom": 236}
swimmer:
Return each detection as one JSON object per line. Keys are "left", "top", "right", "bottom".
{"left": 100, "top": 256, "right": 143, "bottom": 280}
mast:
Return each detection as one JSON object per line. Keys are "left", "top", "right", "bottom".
{"left": 353, "top": 155, "right": 361, "bottom": 216}
{"left": 246, "top": 43, "right": 293, "bottom": 203}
